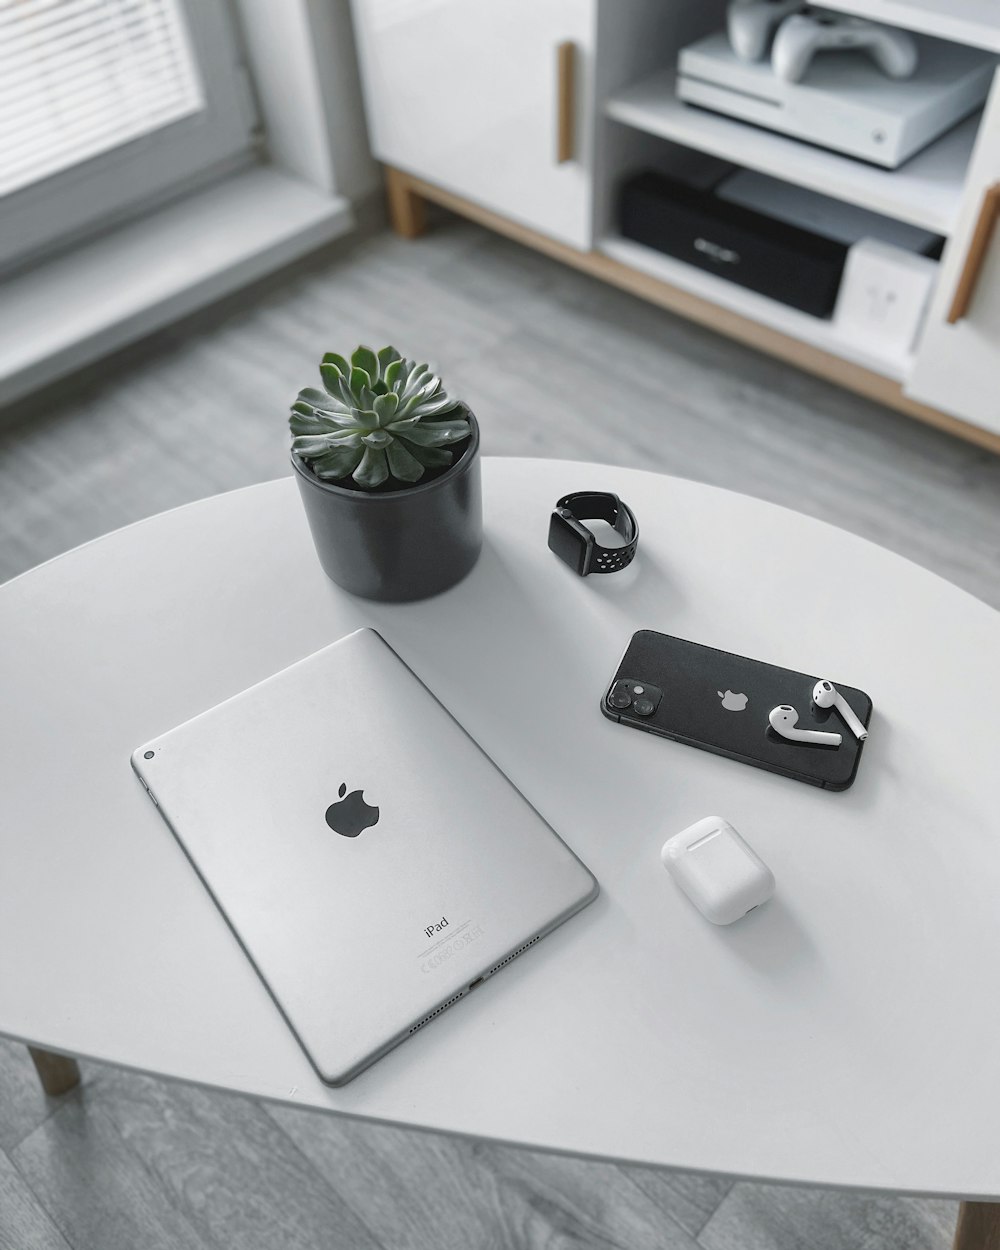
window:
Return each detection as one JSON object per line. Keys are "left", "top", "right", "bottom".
{"left": 0, "top": 0, "right": 257, "bottom": 273}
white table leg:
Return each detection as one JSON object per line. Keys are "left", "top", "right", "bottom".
{"left": 27, "top": 1046, "right": 81, "bottom": 1096}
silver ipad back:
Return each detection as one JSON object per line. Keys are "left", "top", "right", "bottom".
{"left": 131, "top": 629, "right": 598, "bottom": 1085}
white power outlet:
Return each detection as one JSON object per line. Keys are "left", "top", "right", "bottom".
{"left": 834, "top": 238, "right": 938, "bottom": 358}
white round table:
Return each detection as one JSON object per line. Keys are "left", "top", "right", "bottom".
{"left": 2, "top": 460, "right": 999, "bottom": 1242}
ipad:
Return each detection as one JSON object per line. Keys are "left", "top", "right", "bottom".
{"left": 132, "top": 629, "right": 598, "bottom": 1085}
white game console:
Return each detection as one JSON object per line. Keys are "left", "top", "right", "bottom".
{"left": 678, "top": 31, "right": 996, "bottom": 167}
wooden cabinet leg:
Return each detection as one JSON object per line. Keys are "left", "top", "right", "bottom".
{"left": 954, "top": 1202, "right": 1000, "bottom": 1250}
{"left": 384, "top": 167, "right": 426, "bottom": 239}
{"left": 27, "top": 1046, "right": 81, "bottom": 1096}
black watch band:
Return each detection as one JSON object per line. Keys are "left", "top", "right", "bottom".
{"left": 547, "top": 491, "right": 639, "bottom": 576}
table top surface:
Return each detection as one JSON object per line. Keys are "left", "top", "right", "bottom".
{"left": 2, "top": 458, "right": 999, "bottom": 1200}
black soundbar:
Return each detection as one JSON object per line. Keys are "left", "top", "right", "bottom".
{"left": 619, "top": 170, "right": 847, "bottom": 318}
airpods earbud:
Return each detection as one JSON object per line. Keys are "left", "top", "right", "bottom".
{"left": 768, "top": 705, "right": 842, "bottom": 746}
{"left": 812, "top": 680, "right": 868, "bottom": 741}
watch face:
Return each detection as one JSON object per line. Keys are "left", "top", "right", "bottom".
{"left": 548, "top": 512, "right": 590, "bottom": 575}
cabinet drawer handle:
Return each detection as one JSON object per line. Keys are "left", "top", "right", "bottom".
{"left": 556, "top": 41, "right": 576, "bottom": 163}
{"left": 946, "top": 182, "right": 1000, "bottom": 324}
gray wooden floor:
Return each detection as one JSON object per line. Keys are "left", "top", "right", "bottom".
{"left": 2, "top": 208, "right": 995, "bottom": 1249}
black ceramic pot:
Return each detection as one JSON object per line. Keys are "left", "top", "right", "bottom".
{"left": 291, "top": 408, "right": 482, "bottom": 602}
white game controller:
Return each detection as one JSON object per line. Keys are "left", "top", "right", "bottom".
{"left": 771, "top": 12, "right": 919, "bottom": 83}
{"left": 727, "top": 0, "right": 804, "bottom": 62}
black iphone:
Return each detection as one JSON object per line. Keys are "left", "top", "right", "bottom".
{"left": 601, "top": 630, "right": 873, "bottom": 790}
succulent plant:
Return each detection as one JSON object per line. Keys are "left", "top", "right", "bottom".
{"left": 289, "top": 346, "right": 471, "bottom": 490}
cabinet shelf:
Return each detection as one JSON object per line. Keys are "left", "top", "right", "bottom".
{"left": 597, "top": 233, "right": 914, "bottom": 382}
{"left": 817, "top": 0, "right": 1000, "bottom": 54}
{"left": 605, "top": 70, "right": 978, "bottom": 236}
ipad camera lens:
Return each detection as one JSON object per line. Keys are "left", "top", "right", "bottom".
{"left": 633, "top": 697, "right": 655, "bottom": 717}
{"left": 609, "top": 686, "right": 632, "bottom": 709}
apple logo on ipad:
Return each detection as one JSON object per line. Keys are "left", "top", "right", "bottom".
{"left": 325, "top": 783, "right": 380, "bottom": 837}
{"left": 718, "top": 690, "right": 749, "bottom": 712}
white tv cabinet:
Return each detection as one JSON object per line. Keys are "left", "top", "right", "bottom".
{"left": 349, "top": 0, "right": 1000, "bottom": 452}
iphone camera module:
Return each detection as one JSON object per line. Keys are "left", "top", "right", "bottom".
{"left": 607, "top": 678, "right": 663, "bottom": 717}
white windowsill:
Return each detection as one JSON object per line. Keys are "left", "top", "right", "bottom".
{"left": 0, "top": 165, "right": 354, "bottom": 408}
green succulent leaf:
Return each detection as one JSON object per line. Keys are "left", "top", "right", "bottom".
{"left": 292, "top": 402, "right": 359, "bottom": 430}
{"left": 403, "top": 368, "right": 436, "bottom": 396}
{"left": 403, "top": 379, "right": 442, "bottom": 410}
{"left": 397, "top": 383, "right": 453, "bottom": 421}
{"left": 394, "top": 394, "right": 426, "bottom": 421}
{"left": 311, "top": 446, "right": 364, "bottom": 479}
{"left": 393, "top": 418, "right": 471, "bottom": 447}
{"left": 409, "top": 394, "right": 458, "bottom": 418}
{"left": 320, "top": 364, "right": 352, "bottom": 398}
{"left": 334, "top": 373, "right": 359, "bottom": 409}
{"left": 361, "top": 430, "right": 393, "bottom": 448}
{"left": 292, "top": 434, "right": 340, "bottom": 457}
{"left": 425, "top": 417, "right": 471, "bottom": 436}
{"left": 377, "top": 346, "right": 402, "bottom": 374}
{"left": 409, "top": 444, "right": 453, "bottom": 469}
{"left": 353, "top": 447, "right": 389, "bottom": 488}
{"left": 385, "top": 439, "right": 426, "bottom": 482}
{"left": 372, "top": 392, "right": 399, "bottom": 425}
{"left": 292, "top": 430, "right": 365, "bottom": 455}
{"left": 399, "top": 364, "right": 430, "bottom": 400}
{"left": 290, "top": 409, "right": 338, "bottom": 436}
{"left": 297, "top": 386, "right": 349, "bottom": 412}
{"left": 384, "top": 358, "right": 405, "bottom": 391}
{"left": 351, "top": 346, "right": 379, "bottom": 379}
{"left": 350, "top": 367, "right": 375, "bottom": 405}
{"left": 320, "top": 352, "right": 350, "bottom": 377}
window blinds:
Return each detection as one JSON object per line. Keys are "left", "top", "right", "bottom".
{"left": 0, "top": 0, "right": 204, "bottom": 197}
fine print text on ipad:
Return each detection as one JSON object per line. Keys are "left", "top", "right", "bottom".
{"left": 133, "top": 629, "right": 598, "bottom": 1085}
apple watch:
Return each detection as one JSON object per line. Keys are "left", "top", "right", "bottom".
{"left": 548, "top": 492, "right": 639, "bottom": 576}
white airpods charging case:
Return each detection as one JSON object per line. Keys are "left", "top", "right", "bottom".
{"left": 661, "top": 817, "right": 775, "bottom": 925}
